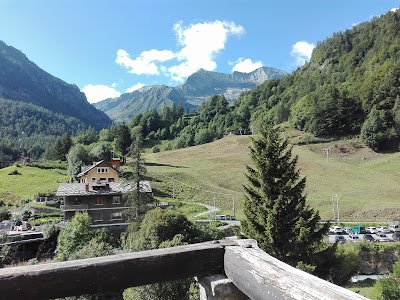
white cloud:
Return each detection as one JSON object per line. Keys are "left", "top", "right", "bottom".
{"left": 126, "top": 83, "right": 145, "bottom": 93}
{"left": 231, "top": 58, "right": 262, "bottom": 73}
{"left": 115, "top": 49, "right": 175, "bottom": 75}
{"left": 82, "top": 84, "right": 121, "bottom": 104}
{"left": 391, "top": 7, "right": 399, "bottom": 12}
{"left": 168, "top": 20, "right": 245, "bottom": 81}
{"left": 290, "top": 41, "right": 315, "bottom": 66}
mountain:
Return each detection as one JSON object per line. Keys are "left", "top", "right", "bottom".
{"left": 95, "top": 66, "right": 287, "bottom": 122}
{"left": 0, "top": 40, "right": 111, "bottom": 130}
{"left": 177, "top": 66, "right": 288, "bottom": 105}
{"left": 94, "top": 85, "right": 196, "bottom": 121}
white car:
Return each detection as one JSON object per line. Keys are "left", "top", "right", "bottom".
{"left": 366, "top": 226, "right": 378, "bottom": 233}
{"left": 329, "top": 226, "right": 342, "bottom": 234}
{"left": 376, "top": 233, "right": 389, "bottom": 242}
{"left": 348, "top": 234, "right": 360, "bottom": 242}
{"left": 377, "top": 226, "right": 391, "bottom": 233}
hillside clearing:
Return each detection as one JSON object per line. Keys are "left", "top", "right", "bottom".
{"left": 144, "top": 133, "right": 400, "bottom": 221}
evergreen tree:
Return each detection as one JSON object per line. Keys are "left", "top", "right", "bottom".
{"left": 114, "top": 122, "right": 132, "bottom": 156}
{"left": 241, "top": 122, "right": 329, "bottom": 267}
{"left": 125, "top": 128, "right": 148, "bottom": 224}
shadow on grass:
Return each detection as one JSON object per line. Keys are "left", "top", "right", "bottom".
{"left": 145, "top": 162, "right": 187, "bottom": 168}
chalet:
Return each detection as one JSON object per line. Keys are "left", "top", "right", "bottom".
{"left": 77, "top": 159, "right": 122, "bottom": 183}
{"left": 56, "top": 181, "right": 152, "bottom": 229}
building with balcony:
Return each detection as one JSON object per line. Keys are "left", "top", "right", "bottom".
{"left": 56, "top": 181, "right": 152, "bottom": 229}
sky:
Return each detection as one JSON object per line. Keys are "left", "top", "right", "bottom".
{"left": 0, "top": 1, "right": 399, "bottom": 103}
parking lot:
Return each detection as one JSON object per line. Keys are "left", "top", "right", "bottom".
{"left": 327, "top": 232, "right": 398, "bottom": 243}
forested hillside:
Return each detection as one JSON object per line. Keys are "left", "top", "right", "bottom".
{"left": 0, "top": 98, "right": 88, "bottom": 162}
{"left": 234, "top": 10, "right": 400, "bottom": 151}
{"left": 0, "top": 40, "right": 111, "bottom": 130}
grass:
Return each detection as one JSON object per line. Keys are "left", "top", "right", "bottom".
{"left": 0, "top": 164, "right": 69, "bottom": 204}
{"left": 345, "top": 281, "right": 377, "bottom": 299}
{"left": 143, "top": 130, "right": 400, "bottom": 222}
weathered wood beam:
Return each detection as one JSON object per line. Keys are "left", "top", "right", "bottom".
{"left": 224, "top": 239, "right": 369, "bottom": 300}
{"left": 0, "top": 240, "right": 235, "bottom": 300}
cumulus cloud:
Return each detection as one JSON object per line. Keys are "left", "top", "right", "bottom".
{"left": 115, "top": 20, "right": 245, "bottom": 83}
{"left": 115, "top": 49, "right": 175, "bottom": 75}
{"left": 168, "top": 20, "right": 245, "bottom": 81}
{"left": 290, "top": 41, "right": 315, "bottom": 66}
{"left": 126, "top": 83, "right": 145, "bottom": 93}
{"left": 82, "top": 84, "right": 121, "bottom": 104}
{"left": 391, "top": 7, "right": 399, "bottom": 12}
{"left": 231, "top": 58, "right": 263, "bottom": 73}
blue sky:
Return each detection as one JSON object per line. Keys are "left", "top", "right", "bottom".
{"left": 0, "top": 0, "right": 399, "bottom": 103}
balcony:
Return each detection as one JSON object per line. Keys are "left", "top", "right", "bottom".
{"left": 0, "top": 239, "right": 368, "bottom": 300}
{"left": 60, "top": 204, "right": 89, "bottom": 211}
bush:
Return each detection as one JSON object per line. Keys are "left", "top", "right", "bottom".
{"left": 152, "top": 145, "right": 160, "bottom": 153}
{"left": 7, "top": 169, "right": 21, "bottom": 175}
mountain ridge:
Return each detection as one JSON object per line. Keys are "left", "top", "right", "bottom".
{"left": 94, "top": 66, "right": 288, "bottom": 122}
{"left": 0, "top": 40, "right": 111, "bottom": 130}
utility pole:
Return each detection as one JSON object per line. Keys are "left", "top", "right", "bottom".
{"left": 332, "top": 194, "right": 336, "bottom": 221}
{"left": 232, "top": 195, "right": 236, "bottom": 218}
{"left": 172, "top": 176, "right": 175, "bottom": 199}
{"left": 335, "top": 193, "right": 340, "bottom": 225}
{"left": 213, "top": 194, "right": 216, "bottom": 222}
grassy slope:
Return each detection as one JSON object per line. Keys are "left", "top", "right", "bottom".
{"left": 144, "top": 131, "right": 400, "bottom": 222}
{"left": 0, "top": 165, "right": 69, "bottom": 204}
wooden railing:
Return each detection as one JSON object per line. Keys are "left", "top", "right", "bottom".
{"left": 0, "top": 239, "right": 369, "bottom": 300}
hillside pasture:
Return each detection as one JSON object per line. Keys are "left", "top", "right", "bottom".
{"left": 0, "top": 164, "right": 69, "bottom": 205}
{"left": 144, "top": 133, "right": 400, "bottom": 221}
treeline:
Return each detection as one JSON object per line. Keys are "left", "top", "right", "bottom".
{"left": 0, "top": 98, "right": 88, "bottom": 163}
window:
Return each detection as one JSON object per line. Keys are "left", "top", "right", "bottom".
{"left": 91, "top": 178, "right": 96, "bottom": 182}
{"left": 95, "top": 197, "right": 103, "bottom": 205}
{"left": 81, "top": 178, "right": 86, "bottom": 183}
{"left": 94, "top": 212, "right": 103, "bottom": 222}
{"left": 74, "top": 197, "right": 82, "bottom": 205}
{"left": 111, "top": 212, "right": 122, "bottom": 220}
{"left": 97, "top": 167, "right": 109, "bottom": 173}
{"left": 99, "top": 177, "right": 106, "bottom": 182}
{"left": 112, "top": 196, "right": 121, "bottom": 204}
{"left": 108, "top": 178, "right": 115, "bottom": 182}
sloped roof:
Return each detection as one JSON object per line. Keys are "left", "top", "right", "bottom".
{"left": 77, "top": 160, "right": 121, "bottom": 177}
{"left": 55, "top": 181, "right": 152, "bottom": 197}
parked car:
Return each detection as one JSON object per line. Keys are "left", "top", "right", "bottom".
{"left": 377, "top": 226, "right": 391, "bottom": 233}
{"left": 376, "top": 233, "right": 389, "bottom": 242}
{"left": 348, "top": 234, "right": 360, "bottom": 242}
{"left": 343, "top": 227, "right": 354, "bottom": 235}
{"left": 365, "top": 226, "right": 378, "bottom": 234}
{"left": 392, "top": 233, "right": 400, "bottom": 241}
{"left": 363, "top": 234, "right": 375, "bottom": 242}
{"left": 335, "top": 235, "right": 346, "bottom": 243}
{"left": 329, "top": 226, "right": 343, "bottom": 234}
{"left": 352, "top": 225, "right": 366, "bottom": 234}
{"left": 389, "top": 224, "right": 400, "bottom": 232}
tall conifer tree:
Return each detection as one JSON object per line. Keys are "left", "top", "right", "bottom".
{"left": 241, "top": 122, "right": 329, "bottom": 267}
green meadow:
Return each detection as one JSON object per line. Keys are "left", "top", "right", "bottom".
{"left": 0, "top": 164, "right": 69, "bottom": 205}
{"left": 145, "top": 131, "right": 400, "bottom": 222}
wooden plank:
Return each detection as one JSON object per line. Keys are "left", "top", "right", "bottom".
{"left": 0, "top": 240, "right": 234, "bottom": 300}
{"left": 224, "top": 243, "right": 369, "bottom": 300}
